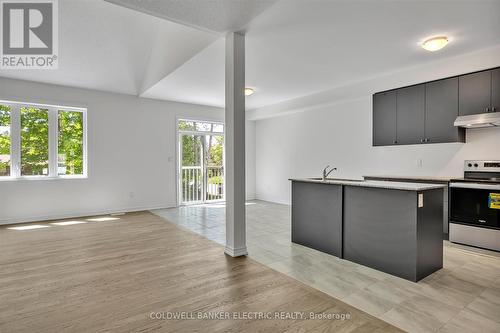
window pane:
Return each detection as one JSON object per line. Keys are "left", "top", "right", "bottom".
{"left": 195, "top": 122, "right": 212, "bottom": 132}
{"left": 58, "top": 110, "right": 84, "bottom": 175}
{"left": 212, "top": 124, "right": 223, "bottom": 133}
{"left": 182, "top": 134, "right": 202, "bottom": 166}
{"left": 179, "top": 120, "right": 223, "bottom": 133}
{"left": 0, "top": 105, "right": 11, "bottom": 176}
{"left": 21, "top": 107, "right": 49, "bottom": 176}
{"left": 178, "top": 120, "right": 195, "bottom": 131}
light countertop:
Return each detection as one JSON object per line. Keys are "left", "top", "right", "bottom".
{"left": 363, "top": 175, "right": 457, "bottom": 183}
{"left": 289, "top": 178, "right": 446, "bottom": 191}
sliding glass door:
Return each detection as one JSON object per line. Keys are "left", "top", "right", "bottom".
{"left": 178, "top": 120, "right": 224, "bottom": 205}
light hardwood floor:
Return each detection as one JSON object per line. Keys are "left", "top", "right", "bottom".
{"left": 153, "top": 201, "right": 500, "bottom": 333}
{"left": 0, "top": 211, "right": 401, "bottom": 333}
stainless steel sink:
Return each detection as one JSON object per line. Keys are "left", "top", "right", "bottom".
{"left": 308, "top": 177, "right": 364, "bottom": 182}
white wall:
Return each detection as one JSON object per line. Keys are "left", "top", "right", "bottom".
{"left": 255, "top": 97, "right": 500, "bottom": 205}
{"left": 245, "top": 120, "right": 256, "bottom": 199}
{"left": 0, "top": 77, "right": 256, "bottom": 224}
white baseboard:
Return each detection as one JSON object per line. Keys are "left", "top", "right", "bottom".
{"left": 0, "top": 203, "right": 177, "bottom": 226}
{"left": 224, "top": 246, "right": 248, "bottom": 257}
{"left": 253, "top": 195, "right": 291, "bottom": 206}
{"left": 246, "top": 194, "right": 256, "bottom": 200}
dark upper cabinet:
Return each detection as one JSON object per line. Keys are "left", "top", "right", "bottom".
{"left": 373, "top": 66, "right": 499, "bottom": 146}
{"left": 492, "top": 68, "right": 500, "bottom": 113}
{"left": 459, "top": 70, "right": 492, "bottom": 115}
{"left": 396, "top": 85, "right": 425, "bottom": 145}
{"left": 425, "top": 78, "right": 464, "bottom": 143}
{"left": 373, "top": 91, "right": 397, "bottom": 146}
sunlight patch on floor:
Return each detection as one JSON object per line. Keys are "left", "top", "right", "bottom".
{"left": 51, "top": 221, "right": 88, "bottom": 226}
{"left": 6, "top": 215, "right": 121, "bottom": 231}
{"left": 8, "top": 224, "right": 50, "bottom": 231}
{"left": 86, "top": 217, "right": 120, "bottom": 222}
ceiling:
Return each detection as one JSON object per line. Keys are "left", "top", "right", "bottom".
{"left": 141, "top": 38, "right": 225, "bottom": 106}
{"left": 105, "top": 0, "right": 278, "bottom": 33}
{"left": 0, "top": 0, "right": 217, "bottom": 96}
{"left": 141, "top": 0, "right": 500, "bottom": 109}
{"left": 2, "top": 0, "right": 500, "bottom": 111}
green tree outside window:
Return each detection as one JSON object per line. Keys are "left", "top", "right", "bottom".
{"left": 21, "top": 107, "right": 49, "bottom": 176}
{"left": 0, "top": 105, "right": 11, "bottom": 176}
{"left": 58, "top": 111, "right": 84, "bottom": 175}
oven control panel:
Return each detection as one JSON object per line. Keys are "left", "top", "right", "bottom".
{"left": 464, "top": 160, "right": 500, "bottom": 172}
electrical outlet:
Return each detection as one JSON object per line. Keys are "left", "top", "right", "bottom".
{"left": 418, "top": 193, "right": 424, "bottom": 207}
{"left": 417, "top": 158, "right": 423, "bottom": 168}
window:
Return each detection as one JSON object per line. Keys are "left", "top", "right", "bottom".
{"left": 58, "top": 110, "right": 84, "bottom": 176}
{"left": 0, "top": 105, "right": 11, "bottom": 176}
{"left": 21, "top": 107, "right": 49, "bottom": 176}
{"left": 0, "top": 100, "right": 86, "bottom": 179}
{"left": 178, "top": 120, "right": 224, "bottom": 133}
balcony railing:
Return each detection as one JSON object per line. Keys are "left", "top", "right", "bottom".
{"left": 181, "top": 166, "right": 224, "bottom": 203}
{"left": 206, "top": 166, "right": 224, "bottom": 201}
{"left": 181, "top": 166, "right": 202, "bottom": 203}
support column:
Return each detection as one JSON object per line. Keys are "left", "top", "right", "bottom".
{"left": 224, "top": 32, "right": 247, "bottom": 257}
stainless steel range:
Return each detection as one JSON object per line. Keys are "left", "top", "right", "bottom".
{"left": 449, "top": 160, "right": 500, "bottom": 251}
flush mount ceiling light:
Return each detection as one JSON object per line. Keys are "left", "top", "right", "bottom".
{"left": 421, "top": 36, "right": 449, "bottom": 52}
{"left": 244, "top": 88, "right": 255, "bottom": 96}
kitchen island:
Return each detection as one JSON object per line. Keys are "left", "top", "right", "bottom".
{"left": 290, "top": 178, "right": 445, "bottom": 282}
{"left": 364, "top": 175, "right": 454, "bottom": 235}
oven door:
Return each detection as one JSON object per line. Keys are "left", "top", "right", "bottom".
{"left": 449, "top": 183, "right": 500, "bottom": 230}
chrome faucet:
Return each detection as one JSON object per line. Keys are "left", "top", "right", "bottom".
{"left": 322, "top": 165, "right": 337, "bottom": 181}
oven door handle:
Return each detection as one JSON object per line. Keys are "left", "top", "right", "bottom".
{"left": 449, "top": 182, "right": 500, "bottom": 190}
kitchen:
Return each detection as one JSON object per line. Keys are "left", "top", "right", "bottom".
{"left": 252, "top": 61, "right": 500, "bottom": 331}
{"left": 288, "top": 66, "right": 500, "bottom": 281}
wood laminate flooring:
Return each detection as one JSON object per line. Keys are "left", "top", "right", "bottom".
{"left": 0, "top": 211, "right": 401, "bottom": 333}
{"left": 153, "top": 201, "right": 500, "bottom": 333}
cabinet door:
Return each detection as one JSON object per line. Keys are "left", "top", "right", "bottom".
{"left": 425, "top": 77, "right": 464, "bottom": 143}
{"left": 492, "top": 68, "right": 500, "bottom": 113}
{"left": 459, "top": 70, "right": 492, "bottom": 115}
{"left": 396, "top": 85, "right": 425, "bottom": 145}
{"left": 291, "top": 182, "right": 343, "bottom": 257}
{"left": 373, "top": 91, "right": 397, "bottom": 146}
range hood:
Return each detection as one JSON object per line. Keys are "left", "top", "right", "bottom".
{"left": 454, "top": 112, "right": 500, "bottom": 128}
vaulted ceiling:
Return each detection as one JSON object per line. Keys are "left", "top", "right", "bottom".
{"left": 2, "top": 0, "right": 500, "bottom": 112}
{"left": 0, "top": 0, "right": 217, "bottom": 95}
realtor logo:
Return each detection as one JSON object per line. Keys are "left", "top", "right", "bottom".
{"left": 1, "top": 0, "right": 58, "bottom": 69}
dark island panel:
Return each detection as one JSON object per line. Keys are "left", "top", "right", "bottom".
{"left": 343, "top": 186, "right": 443, "bottom": 282}
{"left": 291, "top": 181, "right": 343, "bottom": 257}
{"left": 343, "top": 187, "right": 418, "bottom": 281}
{"left": 416, "top": 188, "right": 444, "bottom": 280}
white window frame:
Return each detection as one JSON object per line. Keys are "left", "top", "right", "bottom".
{"left": 0, "top": 99, "right": 87, "bottom": 181}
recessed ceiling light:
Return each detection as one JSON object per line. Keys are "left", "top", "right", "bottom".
{"left": 244, "top": 88, "right": 255, "bottom": 96}
{"left": 421, "top": 36, "right": 449, "bottom": 52}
